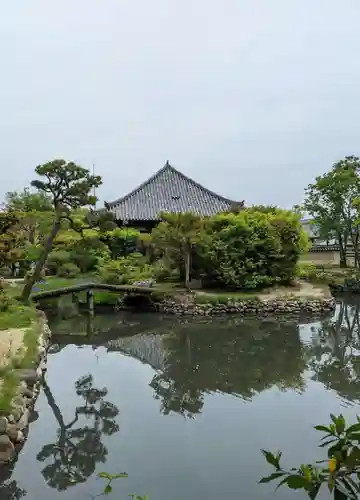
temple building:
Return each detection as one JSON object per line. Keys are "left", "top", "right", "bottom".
{"left": 105, "top": 161, "right": 242, "bottom": 230}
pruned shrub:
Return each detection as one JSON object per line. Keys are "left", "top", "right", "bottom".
{"left": 57, "top": 262, "right": 80, "bottom": 278}
{"left": 196, "top": 209, "right": 308, "bottom": 289}
{"left": 97, "top": 252, "right": 154, "bottom": 285}
{"left": 46, "top": 250, "right": 71, "bottom": 275}
{"left": 101, "top": 228, "right": 141, "bottom": 259}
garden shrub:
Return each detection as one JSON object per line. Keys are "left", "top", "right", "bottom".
{"left": 197, "top": 209, "right": 308, "bottom": 289}
{"left": 153, "top": 258, "right": 174, "bottom": 282}
{"left": 46, "top": 250, "right": 71, "bottom": 275}
{"left": 296, "top": 261, "right": 317, "bottom": 279}
{"left": 57, "top": 262, "right": 81, "bottom": 278}
{"left": 70, "top": 238, "right": 110, "bottom": 273}
{"left": 97, "top": 252, "right": 154, "bottom": 285}
{"left": 100, "top": 228, "right": 141, "bottom": 259}
{"left": 296, "top": 262, "right": 333, "bottom": 283}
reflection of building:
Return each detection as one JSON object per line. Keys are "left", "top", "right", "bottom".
{"left": 107, "top": 335, "right": 167, "bottom": 371}
{"left": 105, "top": 161, "right": 243, "bottom": 231}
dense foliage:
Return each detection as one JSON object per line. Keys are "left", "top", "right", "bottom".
{"left": 0, "top": 158, "right": 309, "bottom": 293}
{"left": 1, "top": 191, "right": 307, "bottom": 291}
{"left": 196, "top": 209, "right": 308, "bottom": 288}
{"left": 151, "top": 212, "right": 203, "bottom": 287}
{"left": 304, "top": 156, "right": 360, "bottom": 268}
{"left": 100, "top": 227, "right": 141, "bottom": 259}
{"left": 97, "top": 253, "right": 153, "bottom": 285}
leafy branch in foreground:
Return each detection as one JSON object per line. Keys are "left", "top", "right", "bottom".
{"left": 260, "top": 414, "right": 360, "bottom": 499}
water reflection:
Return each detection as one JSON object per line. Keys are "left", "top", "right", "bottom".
{"left": 37, "top": 374, "right": 119, "bottom": 491}
{"left": 148, "top": 319, "right": 308, "bottom": 417}
{"left": 308, "top": 298, "right": 360, "bottom": 405}
{"left": 0, "top": 480, "right": 26, "bottom": 500}
{"left": 4, "top": 298, "right": 360, "bottom": 499}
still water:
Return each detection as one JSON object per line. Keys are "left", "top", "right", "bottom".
{"left": 2, "top": 297, "right": 360, "bottom": 500}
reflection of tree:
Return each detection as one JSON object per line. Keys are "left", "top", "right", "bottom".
{"left": 0, "top": 480, "right": 26, "bottom": 500}
{"left": 150, "top": 318, "right": 307, "bottom": 418}
{"left": 309, "top": 299, "right": 360, "bottom": 403}
{"left": 37, "top": 374, "right": 119, "bottom": 491}
{"left": 150, "top": 332, "right": 204, "bottom": 418}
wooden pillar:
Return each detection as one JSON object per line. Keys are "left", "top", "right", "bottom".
{"left": 87, "top": 288, "right": 94, "bottom": 317}
{"left": 86, "top": 314, "right": 94, "bottom": 336}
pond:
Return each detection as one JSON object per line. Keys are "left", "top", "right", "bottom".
{"left": 1, "top": 297, "right": 360, "bottom": 500}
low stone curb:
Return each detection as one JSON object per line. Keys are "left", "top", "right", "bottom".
{"left": 154, "top": 297, "right": 336, "bottom": 316}
{"left": 0, "top": 313, "right": 51, "bottom": 464}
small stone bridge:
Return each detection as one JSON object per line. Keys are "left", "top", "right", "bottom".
{"left": 31, "top": 282, "right": 157, "bottom": 316}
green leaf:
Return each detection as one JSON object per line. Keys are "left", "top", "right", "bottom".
{"left": 308, "top": 484, "right": 321, "bottom": 500}
{"left": 319, "top": 438, "right": 337, "bottom": 448}
{"left": 314, "top": 425, "right": 332, "bottom": 434}
{"left": 104, "top": 485, "right": 112, "bottom": 495}
{"left": 328, "top": 440, "right": 346, "bottom": 458}
{"left": 335, "top": 415, "right": 346, "bottom": 434}
{"left": 286, "top": 475, "right": 312, "bottom": 490}
{"left": 343, "top": 476, "right": 360, "bottom": 496}
{"left": 334, "top": 479, "right": 355, "bottom": 499}
{"left": 347, "top": 432, "right": 360, "bottom": 441}
{"left": 111, "top": 473, "right": 129, "bottom": 479}
{"left": 259, "top": 472, "right": 285, "bottom": 484}
{"left": 98, "top": 472, "right": 112, "bottom": 480}
{"left": 346, "top": 447, "right": 360, "bottom": 469}
{"left": 346, "top": 423, "right": 360, "bottom": 435}
{"left": 261, "top": 449, "right": 281, "bottom": 469}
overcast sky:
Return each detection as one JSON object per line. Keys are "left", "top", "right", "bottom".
{"left": 1, "top": 0, "right": 360, "bottom": 208}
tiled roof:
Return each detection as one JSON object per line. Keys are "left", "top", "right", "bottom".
{"left": 106, "top": 162, "right": 240, "bottom": 221}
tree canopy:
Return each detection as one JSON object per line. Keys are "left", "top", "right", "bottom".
{"left": 304, "top": 156, "right": 360, "bottom": 267}
{"left": 21, "top": 159, "right": 106, "bottom": 302}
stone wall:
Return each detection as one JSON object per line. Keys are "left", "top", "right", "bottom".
{"left": 154, "top": 296, "right": 336, "bottom": 316}
{"left": 301, "top": 250, "right": 340, "bottom": 266}
{"left": 0, "top": 312, "right": 50, "bottom": 463}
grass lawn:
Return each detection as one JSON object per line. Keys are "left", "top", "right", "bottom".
{"left": 0, "top": 304, "right": 38, "bottom": 331}
{"left": 194, "top": 289, "right": 259, "bottom": 304}
{"left": 30, "top": 274, "right": 99, "bottom": 293}
{"left": 4, "top": 273, "right": 99, "bottom": 299}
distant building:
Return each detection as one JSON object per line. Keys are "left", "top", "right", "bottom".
{"left": 300, "top": 218, "right": 346, "bottom": 266}
{"left": 105, "top": 161, "right": 243, "bottom": 230}
{"left": 300, "top": 218, "right": 336, "bottom": 247}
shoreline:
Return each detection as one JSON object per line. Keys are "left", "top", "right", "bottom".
{"left": 152, "top": 295, "right": 336, "bottom": 316}
{"left": 0, "top": 312, "right": 50, "bottom": 464}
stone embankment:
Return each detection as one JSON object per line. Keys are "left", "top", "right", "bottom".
{"left": 0, "top": 313, "right": 50, "bottom": 463}
{"left": 154, "top": 296, "right": 336, "bottom": 316}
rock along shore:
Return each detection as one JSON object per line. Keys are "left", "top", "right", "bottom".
{"left": 0, "top": 312, "right": 50, "bottom": 464}
{"left": 153, "top": 296, "right": 336, "bottom": 316}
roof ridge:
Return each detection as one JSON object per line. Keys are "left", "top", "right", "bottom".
{"left": 167, "top": 163, "right": 237, "bottom": 205}
{"left": 106, "top": 162, "right": 169, "bottom": 207}
{"left": 107, "top": 161, "right": 238, "bottom": 207}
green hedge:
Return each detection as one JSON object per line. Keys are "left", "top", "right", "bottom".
{"left": 197, "top": 209, "right": 308, "bottom": 289}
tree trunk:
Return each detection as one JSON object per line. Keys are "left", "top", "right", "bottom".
{"left": 338, "top": 234, "right": 347, "bottom": 268}
{"left": 21, "top": 216, "right": 61, "bottom": 303}
{"left": 353, "top": 227, "right": 360, "bottom": 267}
{"left": 184, "top": 248, "right": 191, "bottom": 288}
